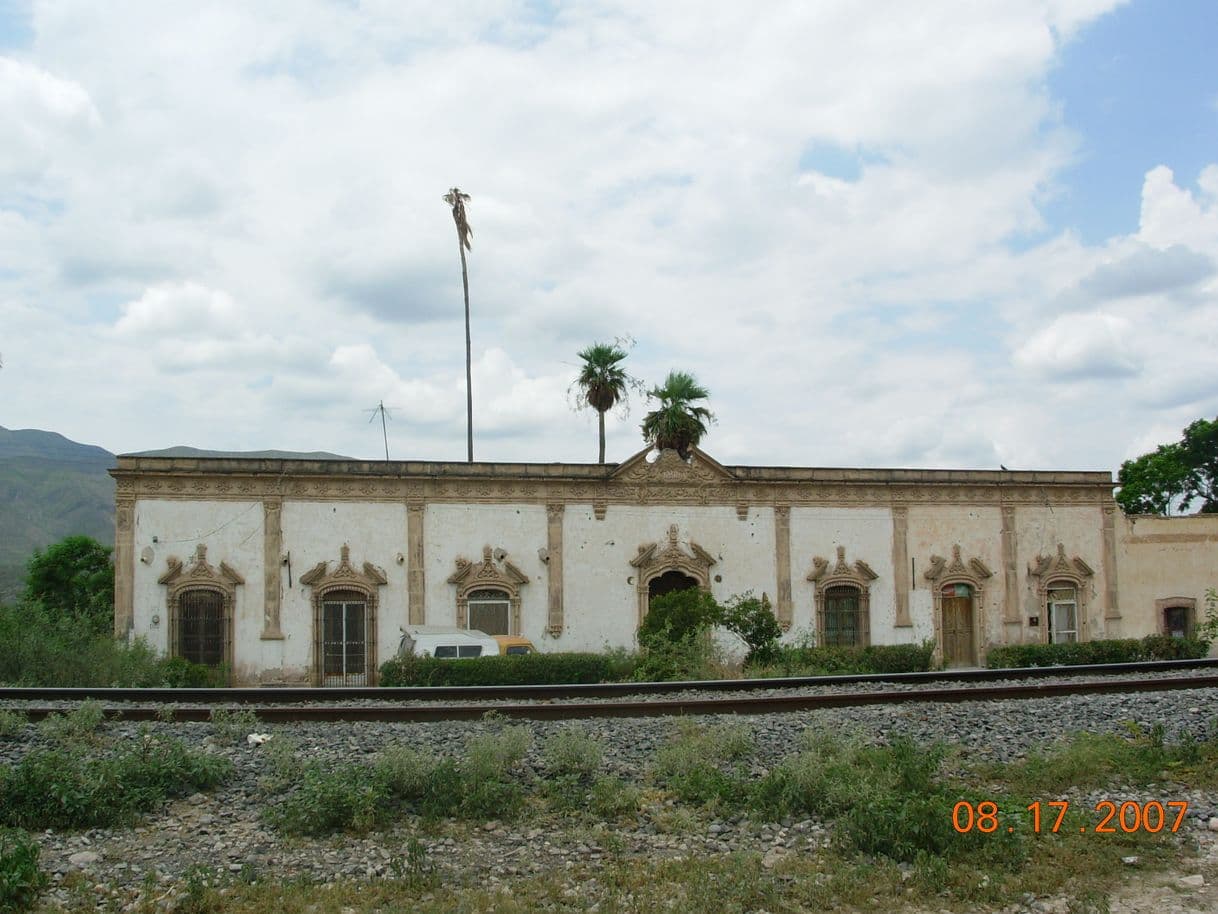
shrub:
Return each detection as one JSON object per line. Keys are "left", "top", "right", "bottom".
{"left": 632, "top": 630, "right": 728, "bottom": 682}
{"left": 379, "top": 651, "right": 622, "bottom": 686}
{"left": 587, "top": 775, "right": 641, "bottom": 820}
{"left": 0, "top": 828, "right": 46, "bottom": 913}
{"left": 638, "top": 588, "right": 722, "bottom": 649}
{"left": 160, "top": 656, "right": 229, "bottom": 688}
{"left": 0, "top": 736, "right": 230, "bottom": 829}
{"left": 719, "top": 592, "right": 782, "bottom": 665}
{"left": 986, "top": 636, "right": 1209, "bottom": 669}
{"left": 750, "top": 642, "right": 935, "bottom": 677}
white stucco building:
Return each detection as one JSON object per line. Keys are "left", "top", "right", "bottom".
{"left": 110, "top": 447, "right": 1217, "bottom": 685}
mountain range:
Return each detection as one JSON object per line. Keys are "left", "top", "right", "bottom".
{"left": 0, "top": 426, "right": 351, "bottom": 602}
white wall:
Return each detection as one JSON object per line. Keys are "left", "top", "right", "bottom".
{"left": 560, "top": 504, "right": 777, "bottom": 651}
{"left": 280, "top": 501, "right": 408, "bottom": 674}
{"left": 131, "top": 499, "right": 263, "bottom": 666}
{"left": 423, "top": 503, "right": 549, "bottom": 640}
{"left": 788, "top": 506, "right": 899, "bottom": 643}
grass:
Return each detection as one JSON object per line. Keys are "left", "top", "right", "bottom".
{"left": 0, "top": 828, "right": 46, "bottom": 913}
{"left": 0, "top": 710, "right": 25, "bottom": 739}
{"left": 36, "top": 700, "right": 106, "bottom": 747}
{"left": 209, "top": 707, "right": 260, "bottom": 744}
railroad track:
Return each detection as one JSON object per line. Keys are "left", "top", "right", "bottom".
{"left": 5, "top": 661, "right": 1217, "bottom": 723}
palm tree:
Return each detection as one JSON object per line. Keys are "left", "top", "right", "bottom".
{"left": 444, "top": 187, "right": 474, "bottom": 462}
{"left": 575, "top": 342, "right": 632, "bottom": 464}
{"left": 641, "top": 370, "right": 714, "bottom": 459}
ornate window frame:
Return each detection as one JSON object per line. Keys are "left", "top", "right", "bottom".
{"left": 300, "top": 545, "right": 387, "bottom": 686}
{"left": 807, "top": 546, "right": 878, "bottom": 647}
{"left": 924, "top": 544, "right": 993, "bottom": 665}
{"left": 158, "top": 544, "right": 243, "bottom": 680}
{"left": 629, "top": 524, "right": 716, "bottom": 626}
{"left": 1028, "top": 543, "right": 1094, "bottom": 644}
{"left": 1154, "top": 596, "right": 1196, "bottom": 638}
{"left": 447, "top": 546, "right": 529, "bottom": 634}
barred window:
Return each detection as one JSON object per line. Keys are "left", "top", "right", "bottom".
{"left": 821, "top": 585, "right": 862, "bottom": 647}
{"left": 1047, "top": 586, "right": 1078, "bottom": 644}
{"left": 321, "top": 589, "right": 368, "bottom": 685}
{"left": 178, "top": 589, "right": 224, "bottom": 667}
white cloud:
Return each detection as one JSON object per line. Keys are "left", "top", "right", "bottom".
{"left": 4, "top": 0, "right": 1218, "bottom": 473}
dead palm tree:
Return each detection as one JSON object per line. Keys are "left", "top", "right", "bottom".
{"left": 641, "top": 370, "right": 714, "bottom": 459}
{"left": 444, "top": 187, "right": 474, "bottom": 462}
{"left": 575, "top": 342, "right": 632, "bottom": 464}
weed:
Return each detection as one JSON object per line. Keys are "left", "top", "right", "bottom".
{"left": 0, "top": 828, "right": 46, "bottom": 913}
{"left": 388, "top": 837, "right": 438, "bottom": 891}
{"left": 262, "top": 762, "right": 391, "bottom": 836}
{"left": 155, "top": 705, "right": 177, "bottom": 724}
{"left": 541, "top": 726, "right": 602, "bottom": 779}
{"left": 36, "top": 700, "right": 105, "bottom": 746}
{"left": 209, "top": 707, "right": 260, "bottom": 744}
{"left": 587, "top": 775, "right": 641, "bottom": 820}
{"left": 652, "top": 720, "right": 754, "bottom": 806}
{"left": 0, "top": 710, "right": 25, "bottom": 739}
{"left": 259, "top": 735, "right": 303, "bottom": 793}
{"left": 0, "top": 736, "right": 230, "bottom": 830}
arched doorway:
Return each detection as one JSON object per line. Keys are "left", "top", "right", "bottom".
{"left": 648, "top": 569, "right": 699, "bottom": 605}
{"left": 941, "top": 583, "right": 976, "bottom": 666}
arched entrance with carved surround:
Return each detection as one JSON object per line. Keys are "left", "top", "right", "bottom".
{"left": 924, "top": 545, "right": 993, "bottom": 667}
{"left": 630, "top": 525, "right": 716, "bottom": 626}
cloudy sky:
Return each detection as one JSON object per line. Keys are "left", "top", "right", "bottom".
{"left": 1, "top": 1, "right": 1216, "bottom": 472}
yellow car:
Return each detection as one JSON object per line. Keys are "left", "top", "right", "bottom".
{"left": 493, "top": 635, "right": 536, "bottom": 656}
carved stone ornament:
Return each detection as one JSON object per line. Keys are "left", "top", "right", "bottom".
{"left": 924, "top": 544, "right": 993, "bottom": 585}
{"left": 610, "top": 447, "right": 735, "bottom": 486}
{"left": 157, "top": 544, "right": 244, "bottom": 675}
{"left": 299, "top": 545, "right": 388, "bottom": 686}
{"left": 629, "top": 524, "right": 717, "bottom": 625}
{"left": 447, "top": 546, "right": 529, "bottom": 633}
{"left": 807, "top": 546, "right": 878, "bottom": 647}
{"left": 1028, "top": 543, "right": 1095, "bottom": 645}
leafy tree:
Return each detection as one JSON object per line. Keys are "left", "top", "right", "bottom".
{"left": 23, "top": 535, "right": 114, "bottom": 633}
{"left": 573, "top": 341, "right": 639, "bottom": 464}
{"left": 640, "top": 370, "right": 714, "bottom": 459}
{"left": 1116, "top": 416, "right": 1218, "bottom": 515}
{"left": 1180, "top": 417, "right": 1218, "bottom": 513}
{"left": 720, "top": 592, "right": 782, "bottom": 665}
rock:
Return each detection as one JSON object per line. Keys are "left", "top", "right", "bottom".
{"left": 1121, "top": 856, "right": 1139, "bottom": 865}
{"left": 1178, "top": 874, "right": 1205, "bottom": 888}
{"left": 1208, "top": 817, "right": 1218, "bottom": 833}
{"left": 68, "top": 851, "right": 100, "bottom": 868}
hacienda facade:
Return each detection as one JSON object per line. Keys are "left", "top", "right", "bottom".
{"left": 110, "top": 447, "right": 1218, "bottom": 686}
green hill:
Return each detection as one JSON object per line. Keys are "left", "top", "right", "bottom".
{"left": 0, "top": 427, "right": 116, "bottom": 601}
{"left": 0, "top": 429, "right": 357, "bottom": 601}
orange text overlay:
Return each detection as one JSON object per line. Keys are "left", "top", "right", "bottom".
{"left": 952, "top": 800, "right": 1190, "bottom": 835}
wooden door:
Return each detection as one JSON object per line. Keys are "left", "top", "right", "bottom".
{"left": 942, "top": 596, "right": 975, "bottom": 666}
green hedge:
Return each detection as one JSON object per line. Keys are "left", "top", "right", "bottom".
{"left": 379, "top": 651, "right": 635, "bottom": 687}
{"left": 986, "top": 635, "right": 1209, "bottom": 669}
{"left": 749, "top": 642, "right": 936, "bottom": 677}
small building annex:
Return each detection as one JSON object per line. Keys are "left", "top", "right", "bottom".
{"left": 110, "top": 446, "right": 1217, "bottom": 685}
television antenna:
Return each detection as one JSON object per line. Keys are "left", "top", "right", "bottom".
{"left": 363, "top": 400, "right": 397, "bottom": 461}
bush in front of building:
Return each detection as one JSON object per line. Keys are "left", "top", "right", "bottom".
{"left": 749, "top": 642, "right": 937, "bottom": 677}
{"left": 378, "top": 651, "right": 629, "bottom": 687}
{"left": 986, "top": 634, "right": 1210, "bottom": 669}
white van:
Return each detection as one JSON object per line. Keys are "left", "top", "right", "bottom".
{"left": 398, "top": 626, "right": 500, "bottom": 660}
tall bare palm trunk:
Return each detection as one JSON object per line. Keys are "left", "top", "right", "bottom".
{"left": 598, "top": 410, "right": 606, "bottom": 464}
{"left": 458, "top": 238, "right": 473, "bottom": 463}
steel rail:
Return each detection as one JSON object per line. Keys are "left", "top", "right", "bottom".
{"left": 3, "top": 657, "right": 1216, "bottom": 705}
{"left": 13, "top": 673, "right": 1218, "bottom": 723}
